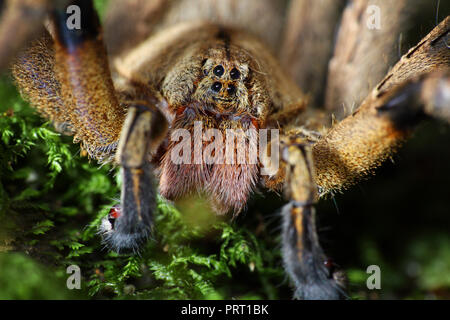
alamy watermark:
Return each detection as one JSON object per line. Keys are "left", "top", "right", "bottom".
{"left": 66, "top": 5, "right": 81, "bottom": 30}
{"left": 366, "top": 265, "right": 381, "bottom": 290}
{"left": 66, "top": 265, "right": 81, "bottom": 290}
{"left": 366, "top": 5, "right": 381, "bottom": 30}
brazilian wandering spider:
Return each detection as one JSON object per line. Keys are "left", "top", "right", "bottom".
{"left": 1, "top": 0, "right": 449, "bottom": 299}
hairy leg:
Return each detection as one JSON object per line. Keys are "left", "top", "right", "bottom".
{"left": 325, "top": 0, "right": 436, "bottom": 118}
{"left": 280, "top": 0, "right": 345, "bottom": 107}
{"left": 280, "top": 133, "right": 346, "bottom": 299}
{"left": 275, "top": 69, "right": 449, "bottom": 300}
{"left": 0, "top": 0, "right": 49, "bottom": 70}
{"left": 104, "top": 0, "right": 170, "bottom": 57}
{"left": 13, "top": 0, "right": 169, "bottom": 252}
{"left": 13, "top": 0, "right": 125, "bottom": 161}
{"left": 313, "top": 16, "right": 450, "bottom": 194}
{"left": 100, "top": 101, "right": 168, "bottom": 253}
{"left": 269, "top": 18, "right": 448, "bottom": 299}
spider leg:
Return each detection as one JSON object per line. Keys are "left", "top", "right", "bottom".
{"left": 313, "top": 17, "right": 450, "bottom": 195}
{"left": 51, "top": 1, "right": 169, "bottom": 253}
{"left": 272, "top": 17, "right": 449, "bottom": 299}
{"left": 49, "top": 0, "right": 126, "bottom": 161}
{"left": 154, "top": 0, "right": 285, "bottom": 51}
{"left": 13, "top": 0, "right": 169, "bottom": 253}
{"left": 280, "top": 134, "right": 346, "bottom": 299}
{"left": 325, "top": 0, "right": 438, "bottom": 117}
{"left": 100, "top": 102, "right": 168, "bottom": 254}
{"left": 103, "top": 0, "right": 169, "bottom": 57}
{"left": 280, "top": 0, "right": 345, "bottom": 107}
{"left": 13, "top": 0, "right": 125, "bottom": 161}
{"left": 275, "top": 68, "right": 449, "bottom": 299}
{"left": 0, "top": 0, "right": 49, "bottom": 70}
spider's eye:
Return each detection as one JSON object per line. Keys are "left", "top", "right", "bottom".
{"left": 213, "top": 65, "right": 225, "bottom": 77}
{"left": 227, "top": 84, "right": 236, "bottom": 95}
{"left": 211, "top": 82, "right": 222, "bottom": 92}
{"left": 230, "top": 68, "right": 241, "bottom": 80}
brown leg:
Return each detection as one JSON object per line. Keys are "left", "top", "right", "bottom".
{"left": 12, "top": 33, "right": 68, "bottom": 131}
{"left": 100, "top": 101, "right": 168, "bottom": 253}
{"left": 325, "top": 0, "right": 434, "bottom": 118}
{"left": 277, "top": 70, "right": 449, "bottom": 300}
{"left": 50, "top": 0, "right": 127, "bottom": 160}
{"left": 0, "top": 0, "right": 49, "bottom": 70}
{"left": 13, "top": 0, "right": 170, "bottom": 253}
{"left": 280, "top": 134, "right": 346, "bottom": 299}
{"left": 52, "top": 1, "right": 169, "bottom": 253}
{"left": 313, "top": 17, "right": 450, "bottom": 194}
{"left": 13, "top": 0, "right": 125, "bottom": 162}
{"left": 280, "top": 0, "right": 345, "bottom": 107}
{"left": 103, "top": 0, "right": 170, "bottom": 57}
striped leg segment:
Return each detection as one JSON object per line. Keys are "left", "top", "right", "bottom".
{"left": 13, "top": 0, "right": 125, "bottom": 161}
{"left": 281, "top": 18, "right": 449, "bottom": 299}
{"left": 49, "top": 0, "right": 125, "bottom": 161}
{"left": 281, "top": 136, "right": 346, "bottom": 300}
{"left": 99, "top": 102, "right": 168, "bottom": 253}
{"left": 13, "top": 1, "right": 169, "bottom": 253}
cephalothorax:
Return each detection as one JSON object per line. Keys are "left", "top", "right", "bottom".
{"left": 2, "top": 0, "right": 450, "bottom": 299}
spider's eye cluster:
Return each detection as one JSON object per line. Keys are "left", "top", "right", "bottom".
{"left": 213, "top": 65, "right": 225, "bottom": 77}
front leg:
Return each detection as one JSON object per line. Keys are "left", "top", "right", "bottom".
{"left": 12, "top": 0, "right": 169, "bottom": 253}
{"left": 100, "top": 102, "right": 168, "bottom": 254}
{"left": 280, "top": 133, "right": 346, "bottom": 300}
{"left": 13, "top": 0, "right": 126, "bottom": 161}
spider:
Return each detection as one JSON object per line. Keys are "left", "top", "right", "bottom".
{"left": 1, "top": 0, "right": 449, "bottom": 299}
